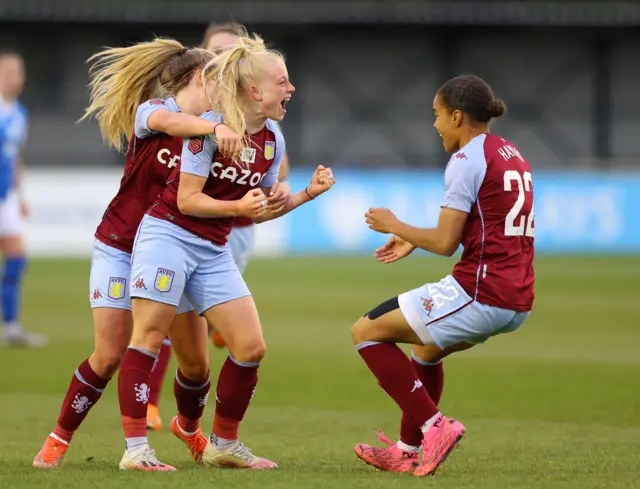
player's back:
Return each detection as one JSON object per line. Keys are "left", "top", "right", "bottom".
{"left": 450, "top": 133, "right": 534, "bottom": 312}
{"left": 96, "top": 98, "right": 182, "bottom": 253}
{"left": 0, "top": 99, "right": 28, "bottom": 200}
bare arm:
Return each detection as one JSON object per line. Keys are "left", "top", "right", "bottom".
{"left": 177, "top": 173, "right": 240, "bottom": 218}
{"left": 254, "top": 189, "right": 311, "bottom": 223}
{"left": 147, "top": 110, "right": 221, "bottom": 138}
{"left": 393, "top": 208, "right": 468, "bottom": 257}
{"left": 365, "top": 207, "right": 468, "bottom": 257}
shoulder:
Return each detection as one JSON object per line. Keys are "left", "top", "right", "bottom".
{"left": 266, "top": 119, "right": 283, "bottom": 138}
{"left": 482, "top": 133, "right": 530, "bottom": 172}
{"left": 482, "top": 133, "right": 518, "bottom": 160}
{"left": 137, "top": 98, "right": 180, "bottom": 114}
{"left": 266, "top": 119, "right": 281, "bottom": 132}
{"left": 140, "top": 98, "right": 167, "bottom": 109}
{"left": 446, "top": 134, "right": 487, "bottom": 175}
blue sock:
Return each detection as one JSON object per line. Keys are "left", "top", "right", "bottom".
{"left": 2, "top": 256, "right": 26, "bottom": 326}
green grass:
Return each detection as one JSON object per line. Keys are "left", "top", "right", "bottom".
{"left": 0, "top": 255, "right": 639, "bottom": 489}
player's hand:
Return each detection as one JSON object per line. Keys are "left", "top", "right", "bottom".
{"left": 306, "top": 165, "right": 335, "bottom": 198}
{"left": 266, "top": 182, "right": 291, "bottom": 214}
{"left": 214, "top": 123, "right": 242, "bottom": 159}
{"left": 19, "top": 198, "right": 30, "bottom": 219}
{"left": 236, "top": 188, "right": 268, "bottom": 218}
{"left": 365, "top": 207, "right": 398, "bottom": 234}
{"left": 374, "top": 235, "right": 416, "bottom": 264}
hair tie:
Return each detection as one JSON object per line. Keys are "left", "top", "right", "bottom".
{"left": 179, "top": 47, "right": 188, "bottom": 56}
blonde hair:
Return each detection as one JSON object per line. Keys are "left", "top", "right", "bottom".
{"left": 202, "top": 34, "right": 283, "bottom": 141}
{"left": 80, "top": 38, "right": 213, "bottom": 152}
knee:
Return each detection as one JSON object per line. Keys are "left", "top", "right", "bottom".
{"left": 231, "top": 339, "right": 266, "bottom": 364}
{"left": 179, "top": 358, "right": 210, "bottom": 381}
{"left": 412, "top": 345, "right": 444, "bottom": 364}
{"left": 90, "top": 348, "right": 126, "bottom": 378}
{"left": 351, "top": 317, "right": 371, "bottom": 345}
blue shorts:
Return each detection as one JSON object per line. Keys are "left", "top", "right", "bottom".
{"left": 130, "top": 215, "right": 251, "bottom": 315}
{"left": 89, "top": 238, "right": 195, "bottom": 314}
{"left": 398, "top": 275, "right": 530, "bottom": 349}
{"left": 227, "top": 225, "right": 256, "bottom": 273}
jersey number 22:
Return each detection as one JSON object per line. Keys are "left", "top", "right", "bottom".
{"left": 504, "top": 170, "right": 534, "bottom": 238}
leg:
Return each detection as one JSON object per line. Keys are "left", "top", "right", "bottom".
{"left": 0, "top": 217, "right": 45, "bottom": 347}
{"left": 146, "top": 338, "right": 172, "bottom": 431}
{"left": 117, "top": 216, "right": 196, "bottom": 471}
{"left": 199, "top": 296, "right": 275, "bottom": 469}
{"left": 167, "top": 308, "right": 211, "bottom": 463}
{"left": 118, "top": 298, "right": 176, "bottom": 449}
{"left": 209, "top": 225, "right": 255, "bottom": 349}
{"left": 205, "top": 296, "right": 265, "bottom": 440}
{"left": 352, "top": 285, "right": 468, "bottom": 477}
{"left": 351, "top": 301, "right": 440, "bottom": 431}
{"left": 33, "top": 307, "right": 132, "bottom": 468}
{"left": 399, "top": 342, "right": 475, "bottom": 449}
{"left": 34, "top": 238, "right": 136, "bottom": 469}
{"left": 181, "top": 236, "right": 273, "bottom": 469}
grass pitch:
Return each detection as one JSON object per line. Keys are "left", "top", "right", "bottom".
{"left": 0, "top": 255, "right": 639, "bottom": 489}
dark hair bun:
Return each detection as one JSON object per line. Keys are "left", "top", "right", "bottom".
{"left": 486, "top": 98, "right": 506, "bottom": 119}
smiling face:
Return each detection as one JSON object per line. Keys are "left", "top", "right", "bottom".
{"left": 246, "top": 56, "right": 295, "bottom": 121}
{"left": 432, "top": 93, "right": 462, "bottom": 153}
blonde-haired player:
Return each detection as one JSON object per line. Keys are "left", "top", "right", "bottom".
{"left": 117, "top": 34, "right": 333, "bottom": 471}
{"left": 33, "top": 38, "right": 242, "bottom": 469}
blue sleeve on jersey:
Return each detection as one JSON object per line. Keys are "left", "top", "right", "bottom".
{"left": 441, "top": 153, "right": 487, "bottom": 213}
{"left": 134, "top": 99, "right": 172, "bottom": 139}
{"left": 179, "top": 112, "right": 220, "bottom": 178}
{"left": 261, "top": 120, "right": 285, "bottom": 188}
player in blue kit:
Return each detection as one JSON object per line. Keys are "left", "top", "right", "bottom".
{"left": 0, "top": 52, "right": 46, "bottom": 348}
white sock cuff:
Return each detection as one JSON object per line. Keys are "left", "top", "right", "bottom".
{"left": 396, "top": 440, "right": 420, "bottom": 453}
{"left": 411, "top": 353, "right": 442, "bottom": 366}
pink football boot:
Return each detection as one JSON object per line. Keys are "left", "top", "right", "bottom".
{"left": 354, "top": 430, "right": 420, "bottom": 473}
{"left": 413, "top": 414, "right": 465, "bottom": 477}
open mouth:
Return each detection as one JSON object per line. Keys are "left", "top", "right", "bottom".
{"left": 280, "top": 98, "right": 290, "bottom": 113}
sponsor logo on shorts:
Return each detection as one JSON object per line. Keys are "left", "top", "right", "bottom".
{"left": 133, "top": 277, "right": 147, "bottom": 290}
{"left": 108, "top": 277, "right": 127, "bottom": 300}
{"left": 92, "top": 289, "right": 103, "bottom": 301}
{"left": 421, "top": 297, "right": 434, "bottom": 316}
{"left": 154, "top": 268, "right": 175, "bottom": 292}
